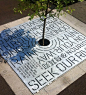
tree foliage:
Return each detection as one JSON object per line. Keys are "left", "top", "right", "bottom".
{"left": 14, "top": 0, "right": 84, "bottom": 20}
{"left": 14, "top": 0, "right": 84, "bottom": 46}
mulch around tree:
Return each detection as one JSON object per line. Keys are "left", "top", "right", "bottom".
{"left": 0, "top": 0, "right": 33, "bottom": 25}
{"left": 63, "top": 1, "right": 86, "bottom": 24}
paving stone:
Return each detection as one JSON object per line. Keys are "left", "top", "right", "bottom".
{"left": 62, "top": 66, "right": 85, "bottom": 84}
{"left": 3, "top": 23, "right": 10, "bottom": 28}
{"left": 0, "top": 63, "right": 32, "bottom": 95}
{"left": 78, "top": 60, "right": 86, "bottom": 72}
{"left": 0, "top": 64, "right": 3, "bottom": 73}
{"left": 45, "top": 65, "right": 85, "bottom": 95}
{"left": 45, "top": 76, "right": 70, "bottom": 95}
{"left": 0, "top": 25, "right": 5, "bottom": 32}
{"left": 0, "top": 24, "right": 10, "bottom": 32}
{"left": 34, "top": 89, "right": 48, "bottom": 95}
{"left": 21, "top": 16, "right": 30, "bottom": 23}
{"left": 15, "top": 88, "right": 33, "bottom": 95}
{"left": 21, "top": 16, "right": 39, "bottom": 23}
{"left": 59, "top": 10, "right": 86, "bottom": 36}
{"left": 7, "top": 19, "right": 24, "bottom": 27}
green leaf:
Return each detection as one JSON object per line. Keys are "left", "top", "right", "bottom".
{"left": 13, "top": 0, "right": 84, "bottom": 20}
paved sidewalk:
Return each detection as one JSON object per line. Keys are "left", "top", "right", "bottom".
{"left": 0, "top": 1, "right": 86, "bottom": 95}
{"left": 58, "top": 73, "right": 86, "bottom": 95}
{"left": 0, "top": 74, "right": 15, "bottom": 95}
{"left": 0, "top": 0, "right": 33, "bottom": 25}
{"left": 0, "top": 12, "right": 86, "bottom": 95}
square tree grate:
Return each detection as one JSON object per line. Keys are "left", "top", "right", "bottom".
{"left": 0, "top": 17, "right": 86, "bottom": 94}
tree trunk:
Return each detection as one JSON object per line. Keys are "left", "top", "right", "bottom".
{"left": 42, "top": 0, "right": 49, "bottom": 46}
{"left": 42, "top": 18, "right": 47, "bottom": 46}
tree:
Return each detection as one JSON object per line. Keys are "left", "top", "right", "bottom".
{"left": 14, "top": 0, "right": 84, "bottom": 46}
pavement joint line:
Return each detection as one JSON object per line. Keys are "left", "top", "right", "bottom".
{"left": 62, "top": 66, "right": 85, "bottom": 85}
{"left": 78, "top": 61, "right": 86, "bottom": 73}
{"left": 78, "top": 66, "right": 86, "bottom": 73}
